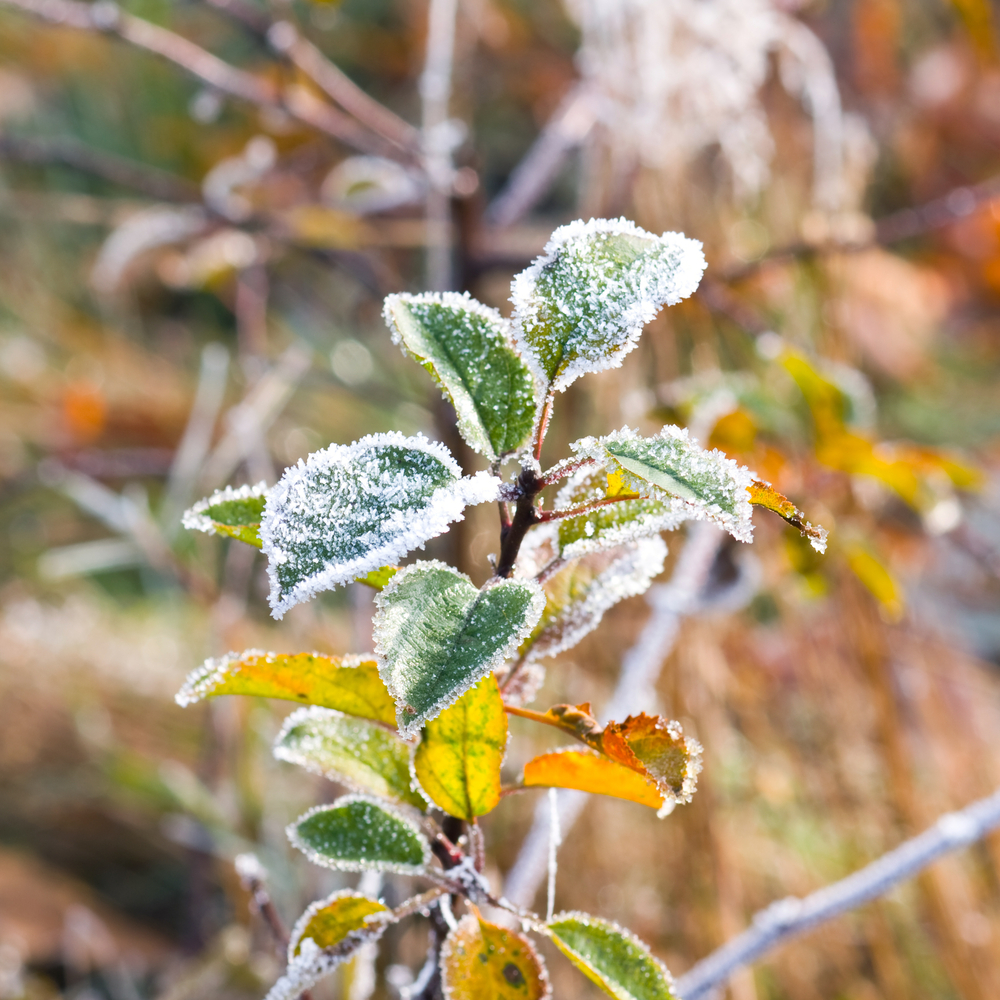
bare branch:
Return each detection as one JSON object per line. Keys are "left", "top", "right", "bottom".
{"left": 0, "top": 134, "right": 199, "bottom": 202}
{"left": 0, "top": 0, "right": 392, "bottom": 155}
{"left": 675, "top": 785, "right": 1000, "bottom": 1000}
{"left": 537, "top": 492, "right": 642, "bottom": 523}
{"left": 485, "top": 82, "right": 597, "bottom": 228}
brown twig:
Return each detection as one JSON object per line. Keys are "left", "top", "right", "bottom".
{"left": 495, "top": 467, "right": 542, "bottom": 578}
{"left": 536, "top": 492, "right": 642, "bottom": 523}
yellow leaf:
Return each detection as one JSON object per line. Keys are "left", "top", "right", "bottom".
{"left": 281, "top": 206, "right": 370, "bottom": 249}
{"left": 413, "top": 676, "right": 507, "bottom": 820}
{"left": 176, "top": 651, "right": 397, "bottom": 726}
{"left": 290, "top": 890, "right": 388, "bottom": 957}
{"left": 748, "top": 480, "right": 827, "bottom": 553}
{"left": 605, "top": 468, "right": 631, "bottom": 496}
{"left": 847, "top": 545, "right": 904, "bottom": 621}
{"left": 523, "top": 750, "right": 664, "bottom": 810}
{"left": 440, "top": 914, "right": 551, "bottom": 1000}
{"left": 355, "top": 565, "right": 399, "bottom": 590}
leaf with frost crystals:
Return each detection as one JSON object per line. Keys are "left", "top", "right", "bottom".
{"left": 412, "top": 676, "right": 507, "bottom": 820}
{"left": 570, "top": 426, "right": 756, "bottom": 544}
{"left": 544, "top": 912, "right": 677, "bottom": 1000}
{"left": 384, "top": 292, "right": 537, "bottom": 460}
{"left": 517, "top": 526, "right": 666, "bottom": 663}
{"left": 510, "top": 218, "right": 706, "bottom": 397}
{"left": 288, "top": 794, "right": 430, "bottom": 874}
{"left": 175, "top": 651, "right": 396, "bottom": 726}
{"left": 265, "top": 890, "right": 389, "bottom": 1000}
{"left": 260, "top": 433, "right": 500, "bottom": 618}
{"left": 182, "top": 482, "right": 268, "bottom": 547}
{"left": 440, "top": 914, "right": 551, "bottom": 1000}
{"left": 275, "top": 707, "right": 428, "bottom": 810}
{"left": 522, "top": 749, "right": 665, "bottom": 811}
{"left": 554, "top": 466, "right": 685, "bottom": 560}
{"left": 748, "top": 480, "right": 828, "bottom": 553}
{"left": 374, "top": 561, "right": 544, "bottom": 737}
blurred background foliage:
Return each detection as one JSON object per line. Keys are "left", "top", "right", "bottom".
{"left": 0, "top": 0, "right": 1000, "bottom": 998}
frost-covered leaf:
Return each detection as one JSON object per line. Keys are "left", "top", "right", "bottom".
{"left": 519, "top": 704, "right": 701, "bottom": 809}
{"left": 518, "top": 528, "right": 666, "bottom": 662}
{"left": 522, "top": 749, "right": 664, "bottom": 810}
{"left": 374, "top": 561, "right": 544, "bottom": 737}
{"left": 384, "top": 292, "right": 536, "bottom": 460}
{"left": 288, "top": 794, "right": 430, "bottom": 874}
{"left": 545, "top": 912, "right": 677, "bottom": 1000}
{"left": 265, "top": 890, "right": 389, "bottom": 1000}
{"left": 175, "top": 651, "right": 396, "bottom": 726}
{"left": 570, "top": 426, "right": 755, "bottom": 543}
{"left": 413, "top": 676, "right": 507, "bottom": 820}
{"left": 260, "top": 433, "right": 500, "bottom": 618}
{"left": 356, "top": 565, "right": 399, "bottom": 590}
{"left": 275, "top": 707, "right": 427, "bottom": 810}
{"left": 182, "top": 482, "right": 268, "bottom": 548}
{"left": 511, "top": 218, "right": 705, "bottom": 396}
{"left": 554, "top": 465, "right": 683, "bottom": 560}
{"left": 289, "top": 889, "right": 389, "bottom": 958}
{"left": 440, "top": 914, "right": 551, "bottom": 1000}
{"left": 748, "top": 480, "right": 828, "bottom": 553}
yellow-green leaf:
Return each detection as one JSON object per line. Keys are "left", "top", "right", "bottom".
{"left": 175, "top": 651, "right": 396, "bottom": 726}
{"left": 413, "top": 676, "right": 507, "bottom": 820}
{"left": 356, "top": 565, "right": 399, "bottom": 590}
{"left": 182, "top": 483, "right": 268, "bottom": 548}
{"left": 545, "top": 912, "right": 676, "bottom": 1000}
{"left": 289, "top": 890, "right": 388, "bottom": 958}
{"left": 440, "top": 914, "right": 551, "bottom": 1000}
{"left": 522, "top": 750, "right": 664, "bottom": 810}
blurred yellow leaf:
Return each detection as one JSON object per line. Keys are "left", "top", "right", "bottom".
{"left": 847, "top": 545, "right": 904, "bottom": 621}
{"left": 281, "top": 206, "right": 370, "bottom": 249}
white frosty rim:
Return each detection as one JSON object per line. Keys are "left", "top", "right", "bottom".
{"left": 373, "top": 559, "right": 546, "bottom": 738}
{"left": 181, "top": 480, "right": 268, "bottom": 534}
{"left": 286, "top": 794, "right": 432, "bottom": 875}
{"left": 260, "top": 431, "right": 501, "bottom": 619}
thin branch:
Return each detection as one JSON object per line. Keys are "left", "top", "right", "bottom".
{"left": 532, "top": 395, "right": 554, "bottom": 464}
{"left": 0, "top": 0, "right": 391, "bottom": 155}
{"left": 485, "top": 82, "right": 597, "bottom": 228}
{"left": 538, "top": 453, "right": 597, "bottom": 488}
{"left": 676, "top": 785, "right": 1000, "bottom": 1000}
{"left": 0, "top": 134, "right": 199, "bottom": 201}
{"left": 537, "top": 492, "right": 642, "bottom": 523}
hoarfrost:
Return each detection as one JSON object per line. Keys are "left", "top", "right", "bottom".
{"left": 260, "top": 433, "right": 500, "bottom": 618}
{"left": 518, "top": 525, "right": 667, "bottom": 662}
{"left": 383, "top": 292, "right": 536, "bottom": 460}
{"left": 569, "top": 425, "right": 756, "bottom": 545}
{"left": 374, "top": 560, "right": 545, "bottom": 737}
{"left": 510, "top": 218, "right": 706, "bottom": 396}
{"left": 181, "top": 481, "right": 268, "bottom": 534}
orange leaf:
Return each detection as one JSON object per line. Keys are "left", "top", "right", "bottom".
{"left": 748, "top": 481, "right": 828, "bottom": 553}
{"left": 523, "top": 751, "right": 664, "bottom": 810}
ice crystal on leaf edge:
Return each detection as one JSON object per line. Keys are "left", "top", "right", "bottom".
{"left": 510, "top": 217, "right": 707, "bottom": 396}
{"left": 259, "top": 432, "right": 500, "bottom": 619}
{"left": 181, "top": 481, "right": 268, "bottom": 534}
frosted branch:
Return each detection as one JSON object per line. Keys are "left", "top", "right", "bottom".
{"left": 676, "top": 785, "right": 1000, "bottom": 1000}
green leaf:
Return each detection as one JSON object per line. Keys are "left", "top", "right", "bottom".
{"left": 265, "top": 890, "right": 390, "bottom": 1000}
{"left": 440, "top": 914, "right": 551, "bottom": 1000}
{"left": 384, "top": 292, "right": 536, "bottom": 460}
{"left": 545, "top": 913, "right": 677, "bottom": 1000}
{"left": 275, "top": 707, "right": 428, "bottom": 810}
{"left": 413, "top": 676, "right": 507, "bottom": 820}
{"left": 570, "top": 426, "right": 756, "bottom": 543}
{"left": 288, "top": 794, "right": 430, "bottom": 874}
{"left": 260, "top": 432, "right": 500, "bottom": 618}
{"left": 182, "top": 482, "right": 268, "bottom": 547}
{"left": 511, "top": 219, "right": 705, "bottom": 396}
{"left": 175, "top": 651, "right": 397, "bottom": 726}
{"left": 518, "top": 526, "right": 666, "bottom": 662}
{"left": 289, "top": 889, "right": 389, "bottom": 957}
{"left": 374, "top": 560, "right": 544, "bottom": 737}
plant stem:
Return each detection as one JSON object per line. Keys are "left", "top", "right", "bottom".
{"left": 495, "top": 467, "right": 542, "bottom": 578}
{"left": 536, "top": 492, "right": 641, "bottom": 522}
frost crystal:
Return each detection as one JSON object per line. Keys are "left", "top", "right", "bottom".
{"left": 511, "top": 218, "right": 706, "bottom": 396}
{"left": 519, "top": 525, "right": 667, "bottom": 662}
{"left": 181, "top": 481, "right": 268, "bottom": 534}
{"left": 260, "top": 433, "right": 500, "bottom": 618}
{"left": 570, "top": 425, "right": 756, "bottom": 545}
{"left": 374, "top": 560, "right": 545, "bottom": 737}
{"left": 383, "top": 292, "right": 536, "bottom": 460}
